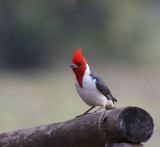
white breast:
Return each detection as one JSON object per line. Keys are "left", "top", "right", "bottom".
{"left": 75, "top": 64, "right": 108, "bottom": 107}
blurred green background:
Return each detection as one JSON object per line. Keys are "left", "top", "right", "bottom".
{"left": 0, "top": 0, "right": 159, "bottom": 146}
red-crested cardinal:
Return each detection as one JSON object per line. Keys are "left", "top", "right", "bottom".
{"left": 70, "top": 48, "right": 117, "bottom": 117}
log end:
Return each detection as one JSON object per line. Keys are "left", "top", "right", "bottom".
{"left": 118, "top": 107, "right": 154, "bottom": 143}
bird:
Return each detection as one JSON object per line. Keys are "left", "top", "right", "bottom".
{"left": 70, "top": 48, "right": 117, "bottom": 117}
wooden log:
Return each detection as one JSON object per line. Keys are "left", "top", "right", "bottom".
{"left": 0, "top": 107, "right": 154, "bottom": 147}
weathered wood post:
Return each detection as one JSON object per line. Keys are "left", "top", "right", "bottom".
{"left": 0, "top": 107, "right": 154, "bottom": 147}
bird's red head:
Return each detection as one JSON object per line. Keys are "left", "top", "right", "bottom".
{"left": 70, "top": 48, "right": 87, "bottom": 87}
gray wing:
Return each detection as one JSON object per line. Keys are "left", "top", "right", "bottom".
{"left": 90, "top": 72, "right": 117, "bottom": 103}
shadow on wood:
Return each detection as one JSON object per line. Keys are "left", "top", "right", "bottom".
{"left": 0, "top": 107, "right": 154, "bottom": 147}
{"left": 105, "top": 143, "right": 144, "bottom": 147}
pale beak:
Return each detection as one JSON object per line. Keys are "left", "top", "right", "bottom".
{"left": 70, "top": 63, "right": 77, "bottom": 68}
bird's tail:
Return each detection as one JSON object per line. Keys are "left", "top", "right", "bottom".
{"left": 107, "top": 94, "right": 117, "bottom": 104}
{"left": 114, "top": 97, "right": 117, "bottom": 103}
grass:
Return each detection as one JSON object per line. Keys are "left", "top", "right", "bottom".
{"left": 0, "top": 65, "right": 159, "bottom": 147}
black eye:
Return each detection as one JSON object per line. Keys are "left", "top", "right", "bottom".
{"left": 77, "top": 62, "right": 83, "bottom": 66}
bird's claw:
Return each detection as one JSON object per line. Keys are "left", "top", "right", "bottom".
{"left": 76, "top": 114, "right": 83, "bottom": 118}
{"left": 76, "top": 112, "right": 90, "bottom": 118}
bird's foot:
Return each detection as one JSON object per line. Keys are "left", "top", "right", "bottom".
{"left": 94, "top": 110, "right": 98, "bottom": 113}
{"left": 94, "top": 106, "right": 105, "bottom": 113}
{"left": 76, "top": 112, "right": 90, "bottom": 118}
{"left": 76, "top": 114, "right": 83, "bottom": 118}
